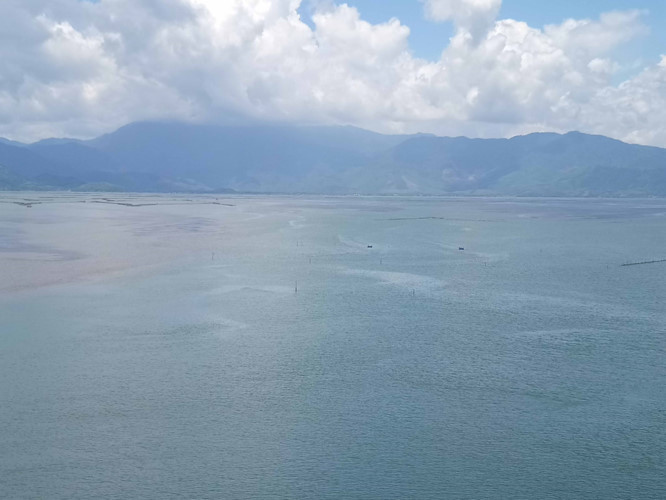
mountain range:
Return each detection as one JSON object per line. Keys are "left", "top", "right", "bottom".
{"left": 1, "top": 122, "right": 666, "bottom": 196}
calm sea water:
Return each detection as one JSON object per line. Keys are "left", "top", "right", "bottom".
{"left": 0, "top": 194, "right": 664, "bottom": 499}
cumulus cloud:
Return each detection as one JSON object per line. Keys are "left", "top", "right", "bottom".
{"left": 0, "top": 0, "right": 662, "bottom": 147}
{"left": 578, "top": 56, "right": 666, "bottom": 146}
{"left": 422, "top": 0, "right": 502, "bottom": 41}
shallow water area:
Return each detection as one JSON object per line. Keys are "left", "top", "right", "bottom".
{"left": 1, "top": 193, "right": 665, "bottom": 499}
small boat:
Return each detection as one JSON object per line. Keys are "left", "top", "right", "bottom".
{"left": 458, "top": 247, "right": 465, "bottom": 251}
{"left": 367, "top": 245, "right": 373, "bottom": 248}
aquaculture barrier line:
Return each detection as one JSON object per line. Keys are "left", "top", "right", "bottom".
{"left": 620, "top": 259, "right": 666, "bottom": 267}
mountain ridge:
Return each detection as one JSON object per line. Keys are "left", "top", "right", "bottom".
{"left": 1, "top": 122, "right": 665, "bottom": 196}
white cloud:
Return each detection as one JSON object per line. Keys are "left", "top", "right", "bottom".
{"left": 545, "top": 10, "right": 648, "bottom": 57}
{"left": 0, "top": 0, "right": 662, "bottom": 147}
{"left": 421, "top": 0, "right": 502, "bottom": 41}
{"left": 578, "top": 56, "right": 666, "bottom": 146}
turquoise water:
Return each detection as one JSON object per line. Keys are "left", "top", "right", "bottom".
{"left": 1, "top": 194, "right": 665, "bottom": 499}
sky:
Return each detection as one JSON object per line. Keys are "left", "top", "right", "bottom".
{"left": 1, "top": 0, "right": 666, "bottom": 146}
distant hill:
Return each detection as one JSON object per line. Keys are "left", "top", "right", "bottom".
{"left": 1, "top": 122, "right": 665, "bottom": 196}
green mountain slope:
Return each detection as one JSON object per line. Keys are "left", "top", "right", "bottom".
{"left": 1, "top": 123, "right": 664, "bottom": 195}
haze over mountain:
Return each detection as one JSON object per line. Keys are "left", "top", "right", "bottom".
{"left": 1, "top": 122, "right": 665, "bottom": 196}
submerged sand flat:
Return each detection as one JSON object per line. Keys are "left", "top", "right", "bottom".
{"left": 0, "top": 193, "right": 252, "bottom": 292}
